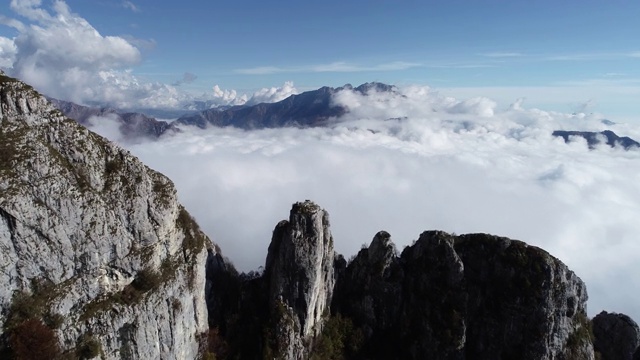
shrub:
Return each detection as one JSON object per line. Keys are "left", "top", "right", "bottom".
{"left": 43, "top": 311, "right": 65, "bottom": 329}
{"left": 9, "top": 318, "right": 61, "bottom": 360}
{"left": 311, "top": 314, "right": 364, "bottom": 360}
{"left": 197, "top": 328, "right": 227, "bottom": 360}
{"left": 76, "top": 334, "right": 102, "bottom": 359}
{"left": 132, "top": 267, "right": 161, "bottom": 292}
{"left": 4, "top": 290, "right": 44, "bottom": 330}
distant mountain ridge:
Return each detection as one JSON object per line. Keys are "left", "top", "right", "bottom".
{"left": 49, "top": 84, "right": 640, "bottom": 153}
{"left": 175, "top": 82, "right": 398, "bottom": 129}
{"left": 552, "top": 130, "right": 640, "bottom": 150}
{"left": 48, "top": 98, "right": 177, "bottom": 140}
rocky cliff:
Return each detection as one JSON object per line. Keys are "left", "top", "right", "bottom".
{"left": 331, "top": 230, "right": 594, "bottom": 359}
{"left": 0, "top": 72, "right": 212, "bottom": 359}
{"left": 204, "top": 202, "right": 621, "bottom": 360}
{"left": 263, "top": 201, "right": 335, "bottom": 359}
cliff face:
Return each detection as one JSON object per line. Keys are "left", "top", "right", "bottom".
{"left": 0, "top": 73, "right": 211, "bottom": 359}
{"left": 592, "top": 311, "right": 640, "bottom": 360}
{"left": 263, "top": 201, "right": 336, "bottom": 359}
{"left": 333, "top": 231, "right": 593, "bottom": 359}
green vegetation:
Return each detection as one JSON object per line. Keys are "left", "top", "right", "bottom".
{"left": 1, "top": 279, "right": 66, "bottom": 360}
{"left": 565, "top": 312, "right": 594, "bottom": 360}
{"left": 80, "top": 266, "right": 162, "bottom": 321}
{"left": 8, "top": 318, "right": 61, "bottom": 359}
{"left": 176, "top": 206, "right": 207, "bottom": 290}
{"left": 76, "top": 334, "right": 102, "bottom": 359}
{"left": 310, "top": 314, "right": 364, "bottom": 360}
{"left": 197, "top": 328, "right": 228, "bottom": 360}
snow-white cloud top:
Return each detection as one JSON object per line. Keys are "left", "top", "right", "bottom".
{"left": 1, "top": 0, "right": 144, "bottom": 104}
{"left": 245, "top": 81, "right": 298, "bottom": 105}
{"left": 81, "top": 84, "right": 640, "bottom": 323}
{"left": 207, "top": 81, "right": 299, "bottom": 108}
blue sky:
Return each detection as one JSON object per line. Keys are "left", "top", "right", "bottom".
{"left": 1, "top": 0, "right": 640, "bottom": 119}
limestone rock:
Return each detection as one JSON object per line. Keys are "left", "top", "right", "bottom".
{"left": 333, "top": 230, "right": 594, "bottom": 359}
{"left": 264, "top": 200, "right": 335, "bottom": 359}
{"left": 0, "top": 72, "right": 211, "bottom": 359}
{"left": 593, "top": 311, "right": 640, "bottom": 360}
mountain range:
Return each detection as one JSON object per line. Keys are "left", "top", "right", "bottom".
{"left": 49, "top": 82, "right": 640, "bottom": 152}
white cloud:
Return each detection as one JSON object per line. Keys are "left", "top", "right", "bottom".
{"left": 0, "top": 36, "right": 17, "bottom": 68}
{"left": 0, "top": 1, "right": 301, "bottom": 110}
{"left": 0, "top": 1, "right": 195, "bottom": 109}
{"left": 209, "top": 85, "right": 247, "bottom": 107}
{"left": 201, "top": 82, "right": 299, "bottom": 108}
{"left": 115, "top": 86, "right": 640, "bottom": 323}
{"left": 246, "top": 81, "right": 298, "bottom": 105}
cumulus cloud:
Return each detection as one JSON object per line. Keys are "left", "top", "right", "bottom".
{"left": 245, "top": 81, "right": 298, "bottom": 105}
{"left": 0, "top": 36, "right": 17, "bottom": 68}
{"left": 0, "top": 0, "right": 190, "bottom": 109}
{"left": 101, "top": 85, "right": 640, "bottom": 323}
{"left": 3, "top": 2, "right": 304, "bottom": 111}
{"left": 202, "top": 82, "right": 299, "bottom": 108}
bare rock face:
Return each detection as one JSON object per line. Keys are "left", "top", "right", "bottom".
{"left": 592, "top": 311, "right": 640, "bottom": 360}
{"left": 454, "top": 233, "right": 593, "bottom": 360}
{"left": 264, "top": 200, "right": 335, "bottom": 359}
{"left": 0, "top": 72, "right": 211, "bottom": 359}
{"left": 334, "top": 231, "right": 594, "bottom": 359}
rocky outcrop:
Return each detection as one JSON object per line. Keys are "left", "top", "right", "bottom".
{"left": 204, "top": 202, "right": 599, "bottom": 360}
{"left": 0, "top": 72, "right": 212, "bottom": 359}
{"left": 264, "top": 200, "right": 336, "bottom": 359}
{"left": 332, "top": 231, "right": 594, "bottom": 359}
{"left": 592, "top": 311, "right": 640, "bottom": 360}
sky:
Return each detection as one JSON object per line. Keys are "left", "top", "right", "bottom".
{"left": 1, "top": 0, "right": 640, "bottom": 120}
{"left": 2, "top": 0, "right": 640, "bottom": 322}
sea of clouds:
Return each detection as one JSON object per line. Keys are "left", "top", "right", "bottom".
{"left": 102, "top": 85, "right": 640, "bottom": 321}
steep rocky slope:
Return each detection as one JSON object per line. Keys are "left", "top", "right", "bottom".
{"left": 0, "top": 72, "right": 212, "bottom": 359}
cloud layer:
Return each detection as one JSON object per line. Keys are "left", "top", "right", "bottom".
{"left": 90, "top": 85, "right": 640, "bottom": 322}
